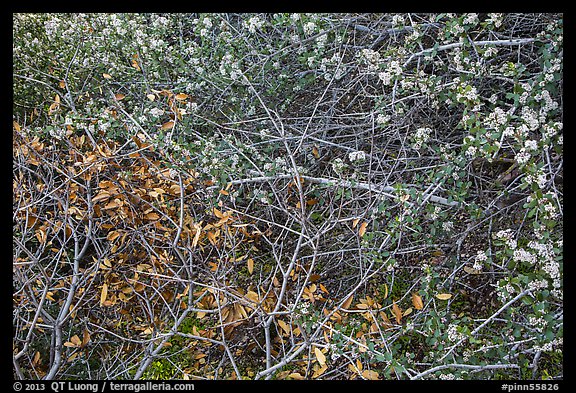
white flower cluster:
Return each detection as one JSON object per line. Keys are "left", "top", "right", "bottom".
{"left": 360, "top": 49, "right": 381, "bottom": 72}
{"left": 348, "top": 150, "right": 366, "bottom": 163}
{"left": 199, "top": 17, "right": 213, "bottom": 37}
{"left": 519, "top": 82, "right": 533, "bottom": 105}
{"left": 329, "top": 343, "right": 342, "bottom": 362}
{"left": 524, "top": 139, "right": 538, "bottom": 151}
{"left": 483, "top": 46, "right": 499, "bottom": 59}
{"left": 295, "top": 301, "right": 310, "bottom": 315}
{"left": 463, "top": 13, "right": 479, "bottom": 26}
{"left": 378, "top": 60, "right": 403, "bottom": 86}
{"left": 543, "top": 122, "right": 562, "bottom": 139}
{"left": 534, "top": 337, "right": 562, "bottom": 353}
{"left": 244, "top": 16, "right": 264, "bottom": 34}
{"left": 412, "top": 127, "right": 432, "bottom": 149}
{"left": 455, "top": 83, "right": 479, "bottom": 103}
{"left": 254, "top": 189, "right": 270, "bottom": 205}
{"left": 521, "top": 107, "right": 540, "bottom": 131}
{"left": 49, "top": 128, "right": 67, "bottom": 140}
{"left": 486, "top": 13, "right": 504, "bottom": 28}
{"left": 514, "top": 148, "right": 531, "bottom": 166}
{"left": 219, "top": 52, "right": 244, "bottom": 82}
{"left": 524, "top": 170, "right": 547, "bottom": 190}
{"left": 332, "top": 157, "right": 348, "bottom": 175}
{"left": 44, "top": 17, "right": 59, "bottom": 37}
{"left": 429, "top": 205, "right": 441, "bottom": 220}
{"left": 528, "top": 315, "right": 547, "bottom": 333}
{"left": 542, "top": 259, "right": 561, "bottom": 283}
{"left": 543, "top": 57, "right": 561, "bottom": 85}
{"left": 446, "top": 324, "right": 466, "bottom": 343}
{"left": 465, "top": 145, "right": 477, "bottom": 159}
{"left": 513, "top": 248, "right": 537, "bottom": 265}
{"left": 542, "top": 202, "right": 559, "bottom": 219}
{"left": 376, "top": 113, "right": 390, "bottom": 126}
{"left": 528, "top": 278, "right": 549, "bottom": 291}
{"left": 534, "top": 89, "right": 559, "bottom": 115}
{"left": 473, "top": 250, "right": 488, "bottom": 271}
{"left": 274, "top": 156, "right": 290, "bottom": 173}
{"left": 442, "top": 221, "right": 454, "bottom": 232}
{"left": 493, "top": 229, "right": 517, "bottom": 250}
{"left": 485, "top": 107, "right": 508, "bottom": 129}
{"left": 148, "top": 107, "right": 164, "bottom": 118}
{"left": 391, "top": 14, "right": 405, "bottom": 27}
{"left": 303, "top": 21, "right": 316, "bottom": 35}
{"left": 497, "top": 279, "right": 517, "bottom": 303}
{"left": 318, "top": 53, "right": 346, "bottom": 81}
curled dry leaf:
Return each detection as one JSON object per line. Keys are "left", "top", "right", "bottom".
{"left": 391, "top": 301, "right": 402, "bottom": 324}
{"left": 314, "top": 346, "right": 326, "bottom": 366}
{"left": 362, "top": 369, "right": 380, "bottom": 380}
{"left": 358, "top": 221, "right": 368, "bottom": 237}
{"left": 161, "top": 121, "right": 175, "bottom": 130}
{"left": 411, "top": 292, "right": 424, "bottom": 310}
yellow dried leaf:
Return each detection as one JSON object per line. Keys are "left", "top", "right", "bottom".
{"left": 70, "top": 334, "right": 82, "bottom": 346}
{"left": 245, "top": 290, "right": 259, "bottom": 304}
{"left": 412, "top": 292, "right": 424, "bottom": 310}
{"left": 312, "top": 364, "right": 328, "bottom": 378}
{"left": 342, "top": 294, "right": 354, "bottom": 310}
{"left": 391, "top": 301, "right": 402, "bottom": 324}
{"left": 32, "top": 351, "right": 40, "bottom": 366}
{"left": 403, "top": 307, "right": 413, "bottom": 317}
{"left": 114, "top": 93, "right": 125, "bottom": 101}
{"left": 100, "top": 283, "right": 108, "bottom": 306}
{"left": 82, "top": 329, "right": 90, "bottom": 347}
{"left": 382, "top": 283, "right": 389, "bottom": 300}
{"left": 312, "top": 146, "right": 320, "bottom": 159}
{"left": 161, "top": 121, "right": 175, "bottom": 130}
{"left": 359, "top": 221, "right": 368, "bottom": 237}
{"left": 277, "top": 319, "right": 290, "bottom": 334}
{"left": 464, "top": 266, "right": 481, "bottom": 275}
{"left": 13, "top": 121, "right": 21, "bottom": 132}
{"left": 64, "top": 335, "right": 81, "bottom": 348}
{"left": 362, "top": 370, "right": 380, "bottom": 380}
{"left": 213, "top": 207, "right": 224, "bottom": 218}
{"left": 92, "top": 190, "right": 111, "bottom": 203}
{"left": 175, "top": 93, "right": 189, "bottom": 101}
{"left": 146, "top": 94, "right": 156, "bottom": 101}
{"left": 103, "top": 73, "right": 112, "bottom": 79}
{"left": 192, "top": 223, "right": 202, "bottom": 248}
{"left": 436, "top": 293, "right": 452, "bottom": 300}
{"left": 144, "top": 212, "right": 160, "bottom": 221}
{"left": 352, "top": 218, "right": 360, "bottom": 228}
{"left": 103, "top": 200, "right": 121, "bottom": 210}
{"left": 288, "top": 372, "right": 304, "bottom": 380}
{"left": 106, "top": 231, "right": 120, "bottom": 241}
{"left": 247, "top": 258, "right": 254, "bottom": 274}
{"left": 314, "top": 346, "right": 326, "bottom": 366}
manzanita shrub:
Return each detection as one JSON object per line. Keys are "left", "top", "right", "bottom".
{"left": 13, "top": 13, "right": 562, "bottom": 380}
